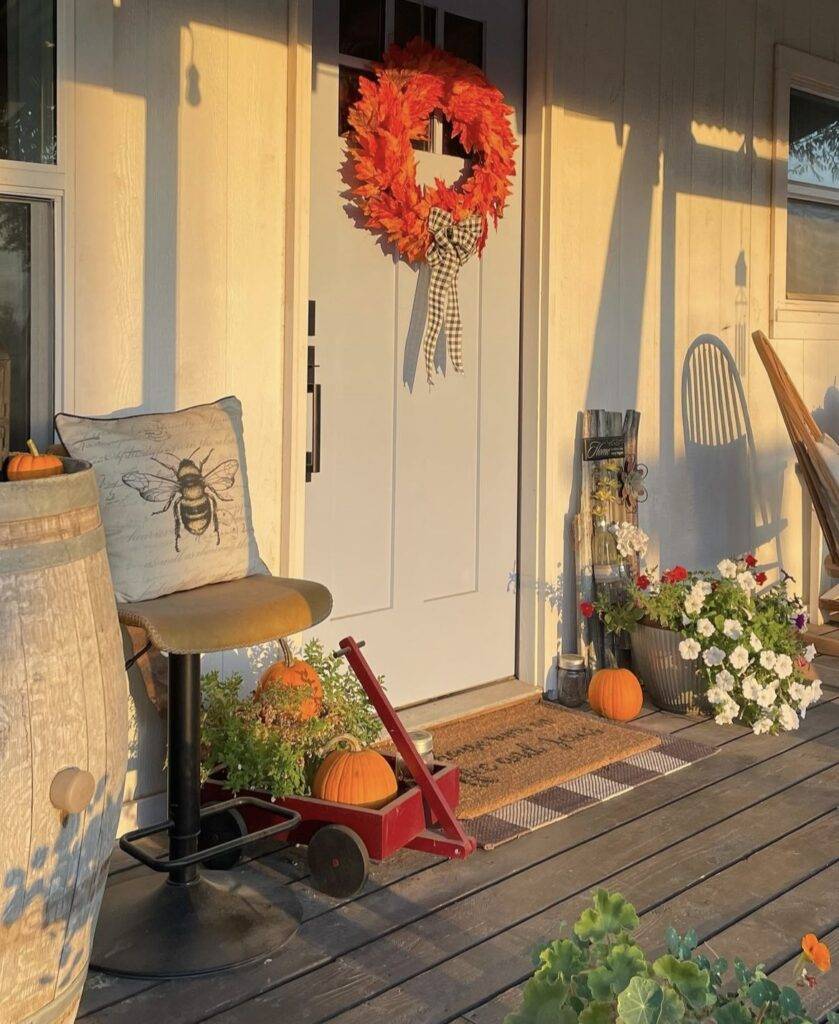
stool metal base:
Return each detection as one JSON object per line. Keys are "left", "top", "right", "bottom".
{"left": 91, "top": 869, "right": 302, "bottom": 979}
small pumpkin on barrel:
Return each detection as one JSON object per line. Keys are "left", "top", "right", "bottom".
{"left": 313, "top": 735, "right": 398, "bottom": 809}
{"left": 5, "top": 439, "right": 64, "bottom": 481}
{"left": 588, "top": 667, "right": 643, "bottom": 722}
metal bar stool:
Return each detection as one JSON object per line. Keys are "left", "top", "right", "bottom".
{"left": 90, "top": 573, "right": 332, "bottom": 979}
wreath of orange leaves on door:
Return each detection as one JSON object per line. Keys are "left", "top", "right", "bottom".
{"left": 346, "top": 39, "right": 517, "bottom": 263}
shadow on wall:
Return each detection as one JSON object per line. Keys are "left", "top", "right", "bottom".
{"left": 680, "top": 334, "right": 787, "bottom": 568}
{"left": 813, "top": 382, "right": 839, "bottom": 443}
{"left": 0, "top": 775, "right": 119, "bottom": 1006}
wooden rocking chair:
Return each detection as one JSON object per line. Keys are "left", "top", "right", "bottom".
{"left": 752, "top": 330, "right": 839, "bottom": 655}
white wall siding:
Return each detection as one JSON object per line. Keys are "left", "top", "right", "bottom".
{"left": 542, "top": 0, "right": 839, "bottom": 654}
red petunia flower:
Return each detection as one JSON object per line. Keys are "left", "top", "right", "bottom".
{"left": 744, "top": 553, "right": 758, "bottom": 567}
{"left": 636, "top": 574, "right": 650, "bottom": 591}
{"left": 662, "top": 566, "right": 688, "bottom": 584}
{"left": 754, "top": 571, "right": 767, "bottom": 585}
{"left": 580, "top": 601, "right": 595, "bottom": 619}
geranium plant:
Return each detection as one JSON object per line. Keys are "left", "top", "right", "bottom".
{"left": 505, "top": 888, "right": 834, "bottom": 1024}
{"left": 594, "top": 533, "right": 822, "bottom": 734}
{"left": 200, "top": 638, "right": 381, "bottom": 797}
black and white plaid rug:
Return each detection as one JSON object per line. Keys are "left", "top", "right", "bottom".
{"left": 465, "top": 735, "right": 715, "bottom": 849}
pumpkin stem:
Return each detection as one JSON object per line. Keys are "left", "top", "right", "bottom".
{"left": 25, "top": 439, "right": 39, "bottom": 457}
{"left": 319, "top": 733, "right": 362, "bottom": 757}
{"left": 279, "top": 637, "right": 295, "bottom": 667}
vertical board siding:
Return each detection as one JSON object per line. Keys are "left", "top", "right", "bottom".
{"left": 72, "top": 1, "right": 290, "bottom": 815}
{"left": 549, "top": 0, "right": 839, "bottom": 651}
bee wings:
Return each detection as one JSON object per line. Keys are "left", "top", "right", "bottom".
{"left": 204, "top": 459, "right": 239, "bottom": 492}
{"left": 122, "top": 471, "right": 179, "bottom": 504}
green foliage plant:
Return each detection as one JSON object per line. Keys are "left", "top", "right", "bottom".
{"left": 200, "top": 638, "right": 382, "bottom": 797}
{"left": 505, "top": 890, "right": 834, "bottom": 1024}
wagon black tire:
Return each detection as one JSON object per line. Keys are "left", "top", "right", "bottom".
{"left": 308, "top": 825, "right": 369, "bottom": 898}
{"left": 198, "top": 807, "right": 247, "bottom": 870}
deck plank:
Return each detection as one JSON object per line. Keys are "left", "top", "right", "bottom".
{"left": 325, "top": 812, "right": 838, "bottom": 1024}
{"left": 81, "top": 688, "right": 839, "bottom": 1024}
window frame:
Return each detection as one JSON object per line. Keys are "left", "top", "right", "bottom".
{"left": 0, "top": 0, "right": 73, "bottom": 441}
{"left": 772, "top": 44, "right": 839, "bottom": 331}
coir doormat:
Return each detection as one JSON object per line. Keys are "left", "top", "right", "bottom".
{"left": 424, "top": 697, "right": 660, "bottom": 819}
{"left": 407, "top": 698, "right": 716, "bottom": 849}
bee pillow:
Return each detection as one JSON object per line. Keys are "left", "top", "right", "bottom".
{"left": 55, "top": 397, "right": 266, "bottom": 603}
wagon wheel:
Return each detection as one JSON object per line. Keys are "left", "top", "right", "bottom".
{"left": 198, "top": 807, "right": 247, "bottom": 870}
{"left": 307, "top": 824, "right": 369, "bottom": 898}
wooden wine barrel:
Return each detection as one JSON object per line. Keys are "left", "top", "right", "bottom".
{"left": 0, "top": 459, "right": 128, "bottom": 1024}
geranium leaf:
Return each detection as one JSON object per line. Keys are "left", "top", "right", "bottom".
{"left": 652, "top": 955, "right": 714, "bottom": 1011}
{"left": 579, "top": 1001, "right": 614, "bottom": 1024}
{"left": 575, "top": 890, "right": 639, "bottom": 943}
{"left": 536, "top": 939, "right": 587, "bottom": 983}
{"left": 617, "top": 977, "right": 684, "bottom": 1024}
{"left": 712, "top": 1002, "right": 752, "bottom": 1024}
{"left": 589, "top": 944, "right": 648, "bottom": 999}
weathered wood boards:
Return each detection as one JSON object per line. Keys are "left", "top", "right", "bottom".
{"left": 0, "top": 461, "right": 127, "bottom": 1023}
{"left": 575, "top": 409, "right": 642, "bottom": 671}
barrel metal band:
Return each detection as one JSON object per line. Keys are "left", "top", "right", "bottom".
{"left": 0, "top": 523, "right": 107, "bottom": 574}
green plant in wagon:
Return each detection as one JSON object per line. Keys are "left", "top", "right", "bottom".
{"left": 504, "top": 888, "right": 834, "bottom": 1024}
{"left": 592, "top": 532, "right": 822, "bottom": 735}
{"left": 200, "top": 638, "right": 381, "bottom": 798}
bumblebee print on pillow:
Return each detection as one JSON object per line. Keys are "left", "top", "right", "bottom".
{"left": 55, "top": 397, "right": 266, "bottom": 603}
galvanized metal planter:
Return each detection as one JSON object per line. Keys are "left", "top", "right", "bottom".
{"left": 631, "top": 621, "right": 712, "bottom": 715}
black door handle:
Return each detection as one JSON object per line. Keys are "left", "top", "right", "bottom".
{"left": 306, "top": 345, "right": 321, "bottom": 482}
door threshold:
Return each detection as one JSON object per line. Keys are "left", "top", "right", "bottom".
{"left": 392, "top": 677, "right": 540, "bottom": 734}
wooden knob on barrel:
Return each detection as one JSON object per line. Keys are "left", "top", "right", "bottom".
{"left": 50, "top": 767, "right": 95, "bottom": 814}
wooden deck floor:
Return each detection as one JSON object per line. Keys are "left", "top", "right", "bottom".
{"left": 81, "top": 658, "right": 839, "bottom": 1024}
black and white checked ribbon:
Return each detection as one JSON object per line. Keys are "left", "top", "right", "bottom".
{"left": 420, "top": 207, "right": 483, "bottom": 385}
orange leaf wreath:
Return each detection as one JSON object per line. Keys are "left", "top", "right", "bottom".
{"left": 346, "top": 39, "right": 517, "bottom": 263}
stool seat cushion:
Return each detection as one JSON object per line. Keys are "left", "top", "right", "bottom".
{"left": 117, "top": 574, "right": 333, "bottom": 654}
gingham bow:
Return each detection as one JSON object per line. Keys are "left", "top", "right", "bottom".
{"left": 420, "top": 207, "right": 483, "bottom": 384}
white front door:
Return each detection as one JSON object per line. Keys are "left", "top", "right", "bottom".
{"left": 306, "top": 0, "right": 524, "bottom": 706}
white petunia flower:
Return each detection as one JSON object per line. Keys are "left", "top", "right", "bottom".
{"left": 716, "top": 668, "right": 735, "bottom": 692}
{"left": 749, "top": 632, "right": 763, "bottom": 652}
{"left": 756, "top": 683, "right": 778, "bottom": 709}
{"left": 718, "top": 558, "right": 737, "bottom": 579}
{"left": 729, "top": 645, "right": 750, "bottom": 671}
{"left": 684, "top": 595, "right": 704, "bottom": 616}
{"left": 752, "top": 716, "right": 774, "bottom": 735}
{"left": 737, "top": 571, "right": 757, "bottom": 595}
{"left": 714, "top": 696, "right": 740, "bottom": 725}
{"left": 723, "top": 619, "right": 743, "bottom": 640}
{"left": 703, "top": 646, "right": 726, "bottom": 667}
{"left": 692, "top": 580, "right": 712, "bottom": 599}
{"left": 807, "top": 679, "right": 823, "bottom": 704}
{"left": 697, "top": 618, "right": 715, "bottom": 638}
{"left": 742, "top": 676, "right": 762, "bottom": 701}
{"left": 706, "top": 685, "right": 727, "bottom": 704}
{"left": 804, "top": 643, "right": 817, "bottom": 663}
{"left": 679, "top": 638, "right": 701, "bottom": 660}
{"left": 788, "top": 681, "right": 807, "bottom": 702}
{"left": 759, "top": 650, "right": 777, "bottom": 671}
{"left": 778, "top": 703, "right": 800, "bottom": 731}
{"left": 774, "top": 654, "right": 793, "bottom": 680}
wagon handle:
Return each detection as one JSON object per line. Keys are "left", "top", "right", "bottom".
{"left": 332, "top": 639, "right": 366, "bottom": 658}
{"left": 335, "top": 635, "right": 476, "bottom": 857}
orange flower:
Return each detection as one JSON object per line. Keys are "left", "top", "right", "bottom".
{"left": 802, "top": 933, "right": 831, "bottom": 972}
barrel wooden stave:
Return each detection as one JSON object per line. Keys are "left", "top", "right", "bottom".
{"left": 0, "top": 461, "right": 128, "bottom": 1023}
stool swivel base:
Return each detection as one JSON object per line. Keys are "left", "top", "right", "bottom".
{"left": 91, "top": 653, "right": 302, "bottom": 979}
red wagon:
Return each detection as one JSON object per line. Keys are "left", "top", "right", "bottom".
{"left": 201, "top": 636, "right": 476, "bottom": 897}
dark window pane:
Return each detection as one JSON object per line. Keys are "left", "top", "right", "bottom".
{"left": 787, "top": 197, "right": 839, "bottom": 299}
{"left": 443, "top": 12, "right": 483, "bottom": 68}
{"left": 0, "top": 0, "right": 57, "bottom": 163}
{"left": 394, "top": 1, "right": 436, "bottom": 46}
{"left": 339, "top": 65, "right": 375, "bottom": 136}
{"left": 339, "top": 0, "right": 384, "bottom": 60}
{"left": 0, "top": 198, "right": 54, "bottom": 451}
{"left": 441, "top": 118, "right": 469, "bottom": 158}
{"left": 789, "top": 89, "right": 839, "bottom": 190}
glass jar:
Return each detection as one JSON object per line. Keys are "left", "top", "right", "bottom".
{"left": 555, "top": 654, "right": 588, "bottom": 708}
{"left": 394, "top": 729, "right": 435, "bottom": 783}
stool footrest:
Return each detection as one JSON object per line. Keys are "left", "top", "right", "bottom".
{"left": 119, "top": 797, "right": 300, "bottom": 872}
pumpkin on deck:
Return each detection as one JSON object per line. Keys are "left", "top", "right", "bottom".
{"left": 255, "top": 656, "right": 324, "bottom": 722}
{"left": 313, "top": 735, "right": 398, "bottom": 809}
{"left": 5, "top": 439, "right": 64, "bottom": 481}
{"left": 588, "top": 668, "right": 643, "bottom": 722}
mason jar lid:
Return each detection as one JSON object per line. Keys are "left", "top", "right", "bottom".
{"left": 558, "top": 653, "right": 586, "bottom": 671}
